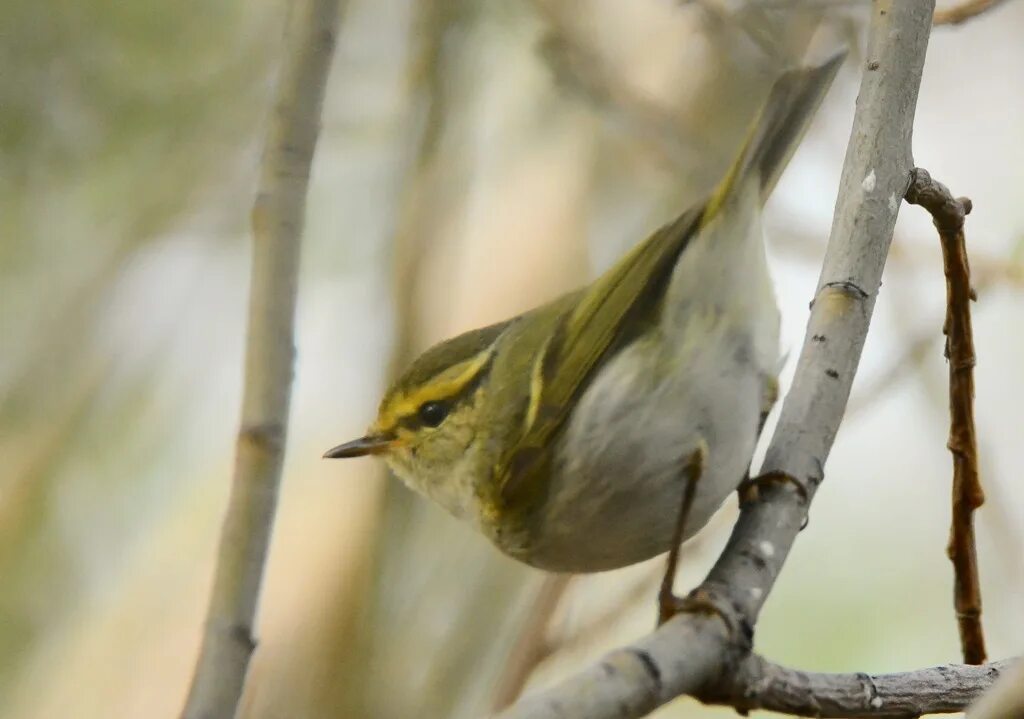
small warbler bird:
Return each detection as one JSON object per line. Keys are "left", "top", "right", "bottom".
{"left": 326, "top": 54, "right": 842, "bottom": 587}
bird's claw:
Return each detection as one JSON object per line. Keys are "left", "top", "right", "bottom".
{"left": 738, "top": 470, "right": 809, "bottom": 508}
{"left": 657, "top": 586, "right": 736, "bottom": 638}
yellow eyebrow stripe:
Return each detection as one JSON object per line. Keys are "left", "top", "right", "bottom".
{"left": 379, "top": 346, "right": 494, "bottom": 429}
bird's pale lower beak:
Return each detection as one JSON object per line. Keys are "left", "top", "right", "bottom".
{"left": 322, "top": 434, "right": 394, "bottom": 459}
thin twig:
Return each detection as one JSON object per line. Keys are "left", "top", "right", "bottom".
{"left": 179, "top": 1, "right": 343, "bottom": 717}
{"left": 498, "top": 0, "right": 939, "bottom": 715}
{"left": 934, "top": 0, "right": 1014, "bottom": 25}
{"left": 905, "top": 167, "right": 987, "bottom": 665}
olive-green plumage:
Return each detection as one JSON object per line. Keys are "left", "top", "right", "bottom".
{"left": 491, "top": 207, "right": 704, "bottom": 514}
{"left": 326, "top": 52, "right": 844, "bottom": 571}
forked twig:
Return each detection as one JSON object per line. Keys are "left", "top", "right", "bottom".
{"left": 905, "top": 167, "right": 987, "bottom": 665}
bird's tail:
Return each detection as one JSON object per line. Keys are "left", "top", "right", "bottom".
{"left": 703, "top": 50, "right": 845, "bottom": 222}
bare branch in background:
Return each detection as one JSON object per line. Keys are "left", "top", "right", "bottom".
{"left": 179, "top": 1, "right": 344, "bottom": 717}
{"left": 773, "top": 225, "right": 1024, "bottom": 289}
{"left": 533, "top": 13, "right": 706, "bottom": 174}
{"left": 905, "top": 168, "right": 987, "bottom": 664}
{"left": 533, "top": 0, "right": 824, "bottom": 190}
{"left": 495, "top": 1, "right": 1008, "bottom": 716}
{"left": 690, "top": 0, "right": 791, "bottom": 61}
{"left": 544, "top": 568, "right": 661, "bottom": 655}
{"left": 490, "top": 513, "right": 728, "bottom": 710}
{"left": 776, "top": 232, "right": 1019, "bottom": 413}
{"left": 934, "top": 0, "right": 1014, "bottom": 25}
{"left": 845, "top": 323, "right": 941, "bottom": 416}
{"left": 490, "top": 575, "right": 573, "bottom": 712}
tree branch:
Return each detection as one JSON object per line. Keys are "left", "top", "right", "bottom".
{"left": 497, "top": 0, "right": 940, "bottom": 715}
{"left": 705, "top": 655, "right": 1015, "bottom": 717}
{"left": 179, "top": 1, "right": 343, "bottom": 717}
{"left": 905, "top": 168, "right": 987, "bottom": 664}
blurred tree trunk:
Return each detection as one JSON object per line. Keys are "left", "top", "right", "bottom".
{"left": 181, "top": 0, "right": 344, "bottom": 716}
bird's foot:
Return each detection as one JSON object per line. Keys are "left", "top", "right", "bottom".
{"left": 657, "top": 586, "right": 738, "bottom": 641}
{"left": 738, "top": 470, "right": 808, "bottom": 508}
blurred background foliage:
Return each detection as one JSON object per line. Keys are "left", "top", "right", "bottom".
{"left": 1, "top": 1, "right": 1021, "bottom": 717}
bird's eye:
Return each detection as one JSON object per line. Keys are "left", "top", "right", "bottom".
{"left": 417, "top": 400, "right": 450, "bottom": 427}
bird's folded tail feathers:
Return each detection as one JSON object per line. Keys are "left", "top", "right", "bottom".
{"left": 704, "top": 49, "right": 846, "bottom": 223}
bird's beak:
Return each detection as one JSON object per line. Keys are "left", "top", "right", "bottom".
{"left": 322, "top": 433, "right": 394, "bottom": 459}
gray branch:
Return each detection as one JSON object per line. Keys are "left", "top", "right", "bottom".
{"left": 496, "top": 0, "right": 954, "bottom": 716}
{"left": 709, "top": 655, "right": 1016, "bottom": 717}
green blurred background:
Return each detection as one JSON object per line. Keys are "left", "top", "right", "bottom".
{"left": 1, "top": 1, "right": 1022, "bottom": 717}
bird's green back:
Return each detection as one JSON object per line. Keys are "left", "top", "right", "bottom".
{"left": 491, "top": 207, "right": 704, "bottom": 513}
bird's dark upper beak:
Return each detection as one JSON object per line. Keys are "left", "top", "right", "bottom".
{"left": 322, "top": 433, "right": 394, "bottom": 459}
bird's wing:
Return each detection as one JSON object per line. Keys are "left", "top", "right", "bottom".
{"left": 497, "top": 207, "right": 703, "bottom": 510}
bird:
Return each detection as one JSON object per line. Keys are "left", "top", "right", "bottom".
{"left": 325, "top": 52, "right": 843, "bottom": 619}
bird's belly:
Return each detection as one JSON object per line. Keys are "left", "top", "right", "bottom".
{"left": 511, "top": 332, "right": 764, "bottom": 572}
